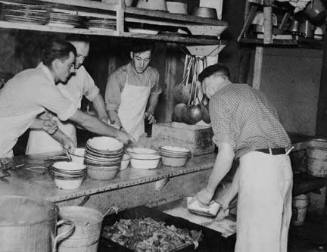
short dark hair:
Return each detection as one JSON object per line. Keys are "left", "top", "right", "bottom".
{"left": 42, "top": 38, "right": 77, "bottom": 67}
{"left": 198, "top": 63, "right": 230, "bottom": 82}
{"left": 131, "top": 41, "right": 154, "bottom": 54}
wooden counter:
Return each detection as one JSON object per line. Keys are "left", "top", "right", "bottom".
{"left": 0, "top": 153, "right": 215, "bottom": 212}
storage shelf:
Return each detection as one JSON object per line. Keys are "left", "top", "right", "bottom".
{"left": 0, "top": 0, "right": 228, "bottom": 45}
{"left": 239, "top": 37, "right": 323, "bottom": 49}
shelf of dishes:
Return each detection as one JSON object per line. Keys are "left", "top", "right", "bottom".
{"left": 0, "top": 0, "right": 227, "bottom": 44}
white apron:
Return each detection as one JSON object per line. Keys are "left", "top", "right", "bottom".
{"left": 26, "top": 88, "right": 78, "bottom": 155}
{"left": 235, "top": 151, "right": 293, "bottom": 252}
{"left": 118, "top": 72, "right": 151, "bottom": 141}
{"left": 0, "top": 110, "right": 42, "bottom": 158}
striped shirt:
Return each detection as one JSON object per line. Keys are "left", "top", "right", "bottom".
{"left": 209, "top": 82, "right": 291, "bottom": 158}
{"left": 105, "top": 63, "right": 161, "bottom": 111}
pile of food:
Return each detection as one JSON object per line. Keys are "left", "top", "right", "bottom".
{"left": 103, "top": 217, "right": 202, "bottom": 252}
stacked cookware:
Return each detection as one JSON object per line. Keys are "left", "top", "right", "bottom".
{"left": 85, "top": 137, "right": 124, "bottom": 180}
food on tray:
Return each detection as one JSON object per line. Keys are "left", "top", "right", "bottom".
{"left": 103, "top": 217, "right": 202, "bottom": 252}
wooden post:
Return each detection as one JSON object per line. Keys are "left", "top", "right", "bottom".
{"left": 252, "top": 46, "right": 263, "bottom": 89}
{"left": 116, "top": 0, "right": 125, "bottom": 35}
{"left": 263, "top": 5, "right": 272, "bottom": 44}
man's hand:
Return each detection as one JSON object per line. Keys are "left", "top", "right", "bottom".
{"left": 196, "top": 187, "right": 214, "bottom": 205}
{"left": 116, "top": 130, "right": 135, "bottom": 145}
{"left": 62, "top": 136, "right": 76, "bottom": 153}
{"left": 144, "top": 111, "right": 156, "bottom": 124}
{"left": 42, "top": 117, "right": 58, "bottom": 135}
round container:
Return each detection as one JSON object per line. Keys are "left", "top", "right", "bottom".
{"left": 292, "top": 194, "right": 309, "bottom": 226}
{"left": 87, "top": 166, "right": 119, "bottom": 180}
{"left": 54, "top": 176, "right": 84, "bottom": 190}
{"left": 58, "top": 206, "right": 103, "bottom": 252}
{"left": 161, "top": 155, "right": 188, "bottom": 167}
{"left": 130, "top": 155, "right": 161, "bottom": 169}
{"left": 192, "top": 7, "right": 217, "bottom": 19}
{"left": 306, "top": 146, "right": 327, "bottom": 177}
{"left": 0, "top": 196, "right": 74, "bottom": 252}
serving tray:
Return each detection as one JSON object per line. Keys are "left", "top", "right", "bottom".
{"left": 99, "top": 206, "right": 235, "bottom": 252}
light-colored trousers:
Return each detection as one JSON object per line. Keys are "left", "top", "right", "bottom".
{"left": 235, "top": 151, "right": 293, "bottom": 252}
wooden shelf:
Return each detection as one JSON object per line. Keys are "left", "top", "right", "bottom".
{"left": 0, "top": 0, "right": 228, "bottom": 45}
{"left": 239, "top": 37, "right": 323, "bottom": 49}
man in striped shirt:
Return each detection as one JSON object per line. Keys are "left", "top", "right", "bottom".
{"left": 195, "top": 63, "right": 293, "bottom": 252}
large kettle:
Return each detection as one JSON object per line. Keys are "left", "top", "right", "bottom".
{"left": 0, "top": 195, "right": 74, "bottom": 252}
{"left": 136, "top": 0, "right": 167, "bottom": 11}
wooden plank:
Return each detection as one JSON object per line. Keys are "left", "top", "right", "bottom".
{"left": 2, "top": 0, "right": 117, "bottom": 11}
{"left": 125, "top": 7, "right": 228, "bottom": 26}
{"left": 120, "top": 32, "right": 223, "bottom": 45}
{"left": 0, "top": 21, "right": 117, "bottom": 36}
{"left": 116, "top": 0, "right": 125, "bottom": 35}
{"left": 252, "top": 46, "right": 263, "bottom": 89}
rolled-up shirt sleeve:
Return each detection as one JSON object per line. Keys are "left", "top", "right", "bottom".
{"left": 105, "top": 70, "right": 124, "bottom": 111}
{"left": 35, "top": 84, "right": 78, "bottom": 121}
{"left": 82, "top": 69, "right": 99, "bottom": 102}
{"left": 209, "top": 96, "right": 236, "bottom": 150}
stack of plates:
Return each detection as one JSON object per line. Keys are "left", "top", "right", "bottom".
{"left": 2, "top": 3, "right": 49, "bottom": 25}
{"left": 50, "top": 161, "right": 86, "bottom": 190}
{"left": 159, "top": 146, "right": 190, "bottom": 167}
{"left": 85, "top": 137, "right": 124, "bottom": 180}
{"left": 48, "top": 11, "right": 81, "bottom": 28}
{"left": 87, "top": 17, "right": 116, "bottom": 31}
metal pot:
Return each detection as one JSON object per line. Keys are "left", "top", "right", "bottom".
{"left": 0, "top": 195, "right": 74, "bottom": 252}
{"left": 303, "top": 0, "right": 326, "bottom": 25}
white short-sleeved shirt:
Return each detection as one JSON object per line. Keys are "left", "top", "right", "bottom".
{"left": 57, "top": 65, "right": 99, "bottom": 108}
{"left": 0, "top": 63, "right": 77, "bottom": 157}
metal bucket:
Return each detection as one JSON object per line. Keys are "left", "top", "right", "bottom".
{"left": 58, "top": 206, "right": 104, "bottom": 252}
{"left": 0, "top": 195, "right": 75, "bottom": 252}
{"left": 307, "top": 147, "right": 327, "bottom": 177}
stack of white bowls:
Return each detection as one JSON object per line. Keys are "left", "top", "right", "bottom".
{"left": 50, "top": 161, "right": 86, "bottom": 190}
{"left": 127, "top": 147, "right": 161, "bottom": 169}
{"left": 159, "top": 146, "right": 191, "bottom": 167}
{"left": 85, "top": 137, "right": 124, "bottom": 180}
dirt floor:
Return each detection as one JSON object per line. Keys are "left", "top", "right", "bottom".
{"left": 289, "top": 214, "right": 326, "bottom": 252}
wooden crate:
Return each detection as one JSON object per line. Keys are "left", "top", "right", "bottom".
{"left": 151, "top": 123, "right": 215, "bottom": 156}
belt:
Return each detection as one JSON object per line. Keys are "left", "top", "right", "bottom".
{"left": 255, "top": 148, "right": 287, "bottom": 155}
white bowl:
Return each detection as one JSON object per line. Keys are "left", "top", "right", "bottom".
{"left": 87, "top": 137, "right": 123, "bottom": 152}
{"left": 70, "top": 148, "right": 85, "bottom": 164}
{"left": 120, "top": 154, "right": 130, "bottom": 170}
{"left": 160, "top": 145, "right": 190, "bottom": 153}
{"left": 52, "top": 161, "right": 86, "bottom": 171}
{"left": 130, "top": 156, "right": 161, "bottom": 169}
{"left": 162, "top": 155, "right": 188, "bottom": 167}
{"left": 54, "top": 177, "right": 84, "bottom": 190}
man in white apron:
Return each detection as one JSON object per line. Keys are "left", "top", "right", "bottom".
{"left": 0, "top": 38, "right": 131, "bottom": 158}
{"left": 105, "top": 43, "right": 161, "bottom": 141}
{"left": 193, "top": 64, "right": 293, "bottom": 252}
{"left": 26, "top": 36, "right": 109, "bottom": 154}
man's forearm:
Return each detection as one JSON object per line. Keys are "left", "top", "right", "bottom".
{"left": 217, "top": 168, "right": 239, "bottom": 208}
{"left": 70, "top": 110, "right": 119, "bottom": 137}
{"left": 146, "top": 93, "right": 160, "bottom": 114}
{"left": 206, "top": 145, "right": 234, "bottom": 194}
{"left": 92, "top": 94, "right": 109, "bottom": 122}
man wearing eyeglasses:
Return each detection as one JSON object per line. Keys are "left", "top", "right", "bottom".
{"left": 105, "top": 43, "right": 161, "bottom": 141}
{"left": 26, "top": 35, "right": 109, "bottom": 154}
